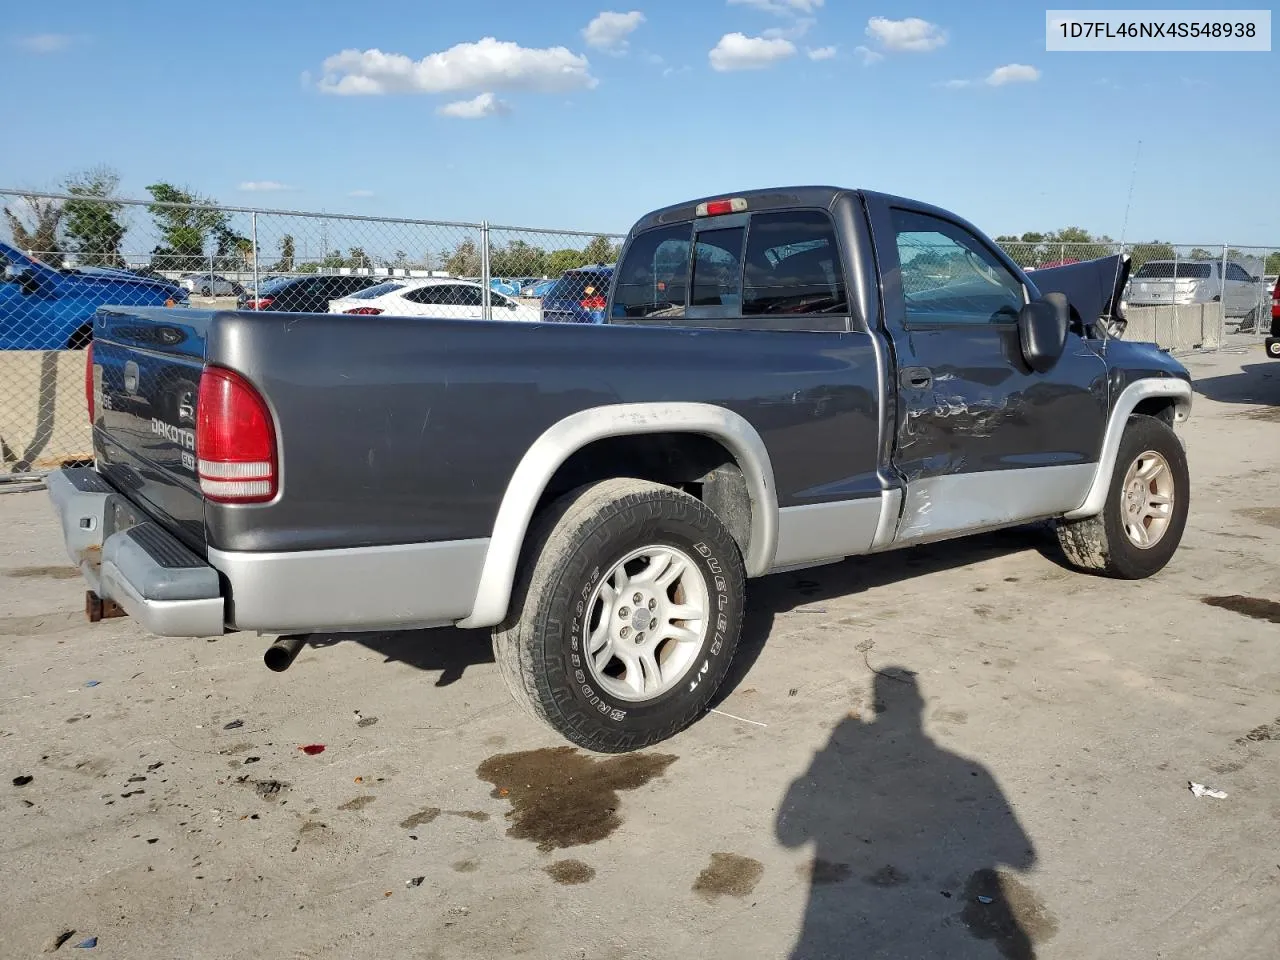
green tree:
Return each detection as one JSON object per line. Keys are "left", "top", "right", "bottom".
{"left": 3, "top": 194, "right": 64, "bottom": 265}
{"left": 321, "top": 249, "right": 345, "bottom": 270}
{"left": 347, "top": 247, "right": 371, "bottom": 270}
{"left": 146, "top": 182, "right": 231, "bottom": 272}
{"left": 1187, "top": 247, "right": 1216, "bottom": 261}
{"left": 582, "top": 234, "right": 618, "bottom": 265}
{"left": 1128, "top": 242, "right": 1175, "bottom": 270}
{"left": 276, "top": 234, "right": 295, "bottom": 272}
{"left": 490, "top": 239, "right": 547, "bottom": 277}
{"left": 546, "top": 248, "right": 587, "bottom": 277}
{"left": 1265, "top": 252, "right": 1280, "bottom": 274}
{"left": 61, "top": 166, "right": 126, "bottom": 267}
{"left": 445, "top": 239, "right": 482, "bottom": 277}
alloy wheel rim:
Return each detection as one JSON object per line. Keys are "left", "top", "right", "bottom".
{"left": 1120, "top": 450, "right": 1175, "bottom": 549}
{"left": 581, "top": 544, "right": 710, "bottom": 703}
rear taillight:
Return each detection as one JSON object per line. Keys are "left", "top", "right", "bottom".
{"left": 343, "top": 307, "right": 383, "bottom": 315}
{"left": 85, "top": 341, "right": 95, "bottom": 424}
{"left": 580, "top": 296, "right": 606, "bottom": 311}
{"left": 195, "top": 366, "right": 277, "bottom": 503}
{"left": 245, "top": 297, "right": 273, "bottom": 310}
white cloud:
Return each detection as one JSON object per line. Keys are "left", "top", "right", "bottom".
{"left": 806, "top": 45, "right": 837, "bottom": 61}
{"left": 583, "top": 11, "right": 645, "bottom": 52}
{"left": 318, "top": 38, "right": 597, "bottom": 96}
{"left": 763, "top": 17, "right": 815, "bottom": 40}
{"left": 238, "top": 181, "right": 295, "bottom": 192}
{"left": 348, "top": 189, "right": 375, "bottom": 198}
{"left": 865, "top": 17, "right": 947, "bottom": 53}
{"left": 436, "top": 91, "right": 512, "bottom": 119}
{"left": 853, "top": 45, "right": 883, "bottom": 66}
{"left": 709, "top": 32, "right": 797, "bottom": 71}
{"left": 939, "top": 65, "right": 1040, "bottom": 90}
{"left": 17, "top": 33, "right": 77, "bottom": 53}
{"left": 985, "top": 63, "right": 1040, "bottom": 86}
{"left": 728, "top": 0, "right": 822, "bottom": 13}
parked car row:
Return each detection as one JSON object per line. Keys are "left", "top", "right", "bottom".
{"left": 1123, "top": 258, "right": 1270, "bottom": 324}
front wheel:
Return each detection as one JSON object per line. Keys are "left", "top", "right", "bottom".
{"left": 493, "top": 478, "right": 745, "bottom": 753}
{"left": 1056, "top": 414, "right": 1190, "bottom": 579}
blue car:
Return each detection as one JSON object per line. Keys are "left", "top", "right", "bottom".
{"left": 0, "top": 241, "right": 188, "bottom": 350}
{"left": 539, "top": 265, "right": 615, "bottom": 324}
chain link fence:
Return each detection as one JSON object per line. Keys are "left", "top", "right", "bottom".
{"left": 0, "top": 188, "right": 626, "bottom": 473}
{"left": 1, "top": 188, "right": 1276, "bottom": 474}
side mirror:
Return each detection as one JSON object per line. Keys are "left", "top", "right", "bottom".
{"left": 1017, "top": 293, "right": 1071, "bottom": 373}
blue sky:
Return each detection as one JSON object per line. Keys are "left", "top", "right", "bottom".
{"left": 2, "top": 1, "right": 1276, "bottom": 243}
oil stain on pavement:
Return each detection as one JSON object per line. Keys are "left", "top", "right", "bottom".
{"left": 544, "top": 860, "right": 596, "bottom": 885}
{"left": 1202, "top": 595, "right": 1280, "bottom": 624}
{"left": 692, "top": 853, "right": 763, "bottom": 902}
{"left": 960, "top": 869, "right": 1058, "bottom": 960}
{"left": 476, "top": 746, "right": 676, "bottom": 852}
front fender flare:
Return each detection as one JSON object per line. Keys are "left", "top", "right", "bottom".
{"left": 1063, "top": 377, "right": 1193, "bottom": 521}
{"left": 456, "top": 402, "right": 778, "bottom": 629}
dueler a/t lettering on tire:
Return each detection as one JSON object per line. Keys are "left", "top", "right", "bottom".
{"left": 1056, "top": 413, "right": 1190, "bottom": 579}
{"left": 492, "top": 478, "right": 746, "bottom": 753}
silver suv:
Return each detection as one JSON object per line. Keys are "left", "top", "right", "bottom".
{"left": 1125, "top": 259, "right": 1266, "bottom": 322}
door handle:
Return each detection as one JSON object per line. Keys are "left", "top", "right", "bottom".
{"left": 899, "top": 366, "right": 932, "bottom": 390}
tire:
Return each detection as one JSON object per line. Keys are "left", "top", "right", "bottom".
{"left": 201, "top": 286, "right": 211, "bottom": 297}
{"left": 1267, "top": 338, "right": 1280, "bottom": 359}
{"left": 1055, "top": 414, "right": 1189, "bottom": 579}
{"left": 492, "top": 477, "right": 746, "bottom": 753}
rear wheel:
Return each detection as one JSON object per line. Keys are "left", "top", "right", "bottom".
{"left": 492, "top": 478, "right": 745, "bottom": 753}
{"left": 1056, "top": 414, "right": 1189, "bottom": 579}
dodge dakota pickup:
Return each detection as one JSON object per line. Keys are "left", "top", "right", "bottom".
{"left": 47, "top": 186, "right": 1193, "bottom": 753}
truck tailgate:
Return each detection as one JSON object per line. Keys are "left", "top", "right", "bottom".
{"left": 92, "top": 307, "right": 212, "bottom": 552}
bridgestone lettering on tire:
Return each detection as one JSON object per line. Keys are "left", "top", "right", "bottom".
{"left": 1055, "top": 413, "right": 1190, "bottom": 579}
{"left": 492, "top": 478, "right": 746, "bottom": 753}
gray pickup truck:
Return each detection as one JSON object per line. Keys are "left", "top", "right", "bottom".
{"left": 48, "top": 186, "right": 1193, "bottom": 753}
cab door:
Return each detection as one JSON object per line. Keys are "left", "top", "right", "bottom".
{"left": 864, "top": 196, "right": 1109, "bottom": 546}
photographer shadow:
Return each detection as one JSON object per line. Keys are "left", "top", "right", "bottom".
{"left": 777, "top": 668, "right": 1056, "bottom": 959}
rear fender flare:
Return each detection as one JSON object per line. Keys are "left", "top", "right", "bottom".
{"left": 456, "top": 402, "right": 778, "bottom": 629}
{"left": 1063, "top": 378, "right": 1193, "bottom": 520}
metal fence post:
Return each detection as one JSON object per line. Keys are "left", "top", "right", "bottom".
{"left": 251, "top": 211, "right": 259, "bottom": 311}
{"left": 480, "top": 220, "right": 492, "bottom": 321}
{"left": 1220, "top": 243, "right": 1229, "bottom": 352}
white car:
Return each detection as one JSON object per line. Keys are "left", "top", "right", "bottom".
{"left": 328, "top": 278, "right": 542, "bottom": 321}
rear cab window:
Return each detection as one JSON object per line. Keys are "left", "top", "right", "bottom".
{"left": 611, "top": 209, "right": 848, "bottom": 329}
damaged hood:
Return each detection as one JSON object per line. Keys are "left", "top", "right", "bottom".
{"left": 1027, "top": 253, "right": 1130, "bottom": 329}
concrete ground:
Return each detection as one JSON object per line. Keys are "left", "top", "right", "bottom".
{"left": 2, "top": 347, "right": 1278, "bottom": 960}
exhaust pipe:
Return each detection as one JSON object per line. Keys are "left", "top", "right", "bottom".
{"left": 264, "top": 635, "right": 306, "bottom": 672}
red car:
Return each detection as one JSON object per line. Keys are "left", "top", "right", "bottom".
{"left": 1268, "top": 275, "right": 1280, "bottom": 359}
